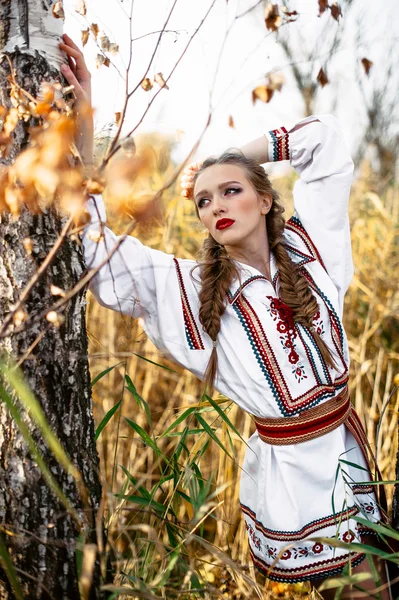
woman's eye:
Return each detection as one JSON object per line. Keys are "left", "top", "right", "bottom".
{"left": 198, "top": 198, "right": 209, "bottom": 208}
{"left": 225, "top": 187, "right": 241, "bottom": 195}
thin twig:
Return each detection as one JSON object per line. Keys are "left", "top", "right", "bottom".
{"left": 104, "top": 0, "right": 179, "bottom": 162}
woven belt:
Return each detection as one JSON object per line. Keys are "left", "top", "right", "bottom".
{"left": 253, "top": 385, "right": 388, "bottom": 520}
{"left": 254, "top": 386, "right": 350, "bottom": 445}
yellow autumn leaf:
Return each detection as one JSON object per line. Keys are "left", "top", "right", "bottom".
{"left": 252, "top": 85, "right": 274, "bottom": 104}
{"left": 81, "top": 28, "right": 90, "bottom": 47}
{"left": 90, "top": 23, "right": 100, "bottom": 39}
{"left": 141, "top": 78, "right": 153, "bottom": 92}
{"left": 52, "top": 0, "right": 65, "bottom": 19}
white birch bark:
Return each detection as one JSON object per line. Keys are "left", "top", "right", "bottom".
{"left": 0, "top": 2, "right": 104, "bottom": 598}
{"left": 2, "top": 0, "right": 64, "bottom": 70}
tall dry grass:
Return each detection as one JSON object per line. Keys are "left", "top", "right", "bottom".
{"left": 86, "top": 142, "right": 399, "bottom": 599}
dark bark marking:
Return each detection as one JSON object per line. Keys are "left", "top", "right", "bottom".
{"left": 17, "top": 0, "right": 29, "bottom": 48}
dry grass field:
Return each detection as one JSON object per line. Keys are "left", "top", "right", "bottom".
{"left": 86, "top": 142, "right": 399, "bottom": 599}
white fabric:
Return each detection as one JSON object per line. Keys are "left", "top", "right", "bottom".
{"left": 82, "top": 115, "right": 380, "bottom": 582}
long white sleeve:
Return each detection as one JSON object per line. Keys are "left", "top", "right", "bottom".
{"left": 81, "top": 194, "right": 177, "bottom": 350}
{"left": 265, "top": 114, "right": 354, "bottom": 313}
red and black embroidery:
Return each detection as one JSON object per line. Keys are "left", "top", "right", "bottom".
{"left": 241, "top": 503, "right": 359, "bottom": 542}
{"left": 173, "top": 259, "right": 204, "bottom": 350}
{"left": 266, "top": 296, "right": 307, "bottom": 383}
{"left": 268, "top": 126, "right": 290, "bottom": 161}
{"left": 249, "top": 545, "right": 365, "bottom": 583}
{"left": 286, "top": 216, "right": 327, "bottom": 270}
{"left": 232, "top": 293, "right": 337, "bottom": 415}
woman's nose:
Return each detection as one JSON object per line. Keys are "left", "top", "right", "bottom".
{"left": 212, "top": 197, "right": 226, "bottom": 215}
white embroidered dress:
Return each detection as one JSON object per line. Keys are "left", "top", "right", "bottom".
{"left": 82, "top": 115, "right": 380, "bottom": 583}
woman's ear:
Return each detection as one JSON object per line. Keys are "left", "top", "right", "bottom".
{"left": 261, "top": 194, "right": 272, "bottom": 215}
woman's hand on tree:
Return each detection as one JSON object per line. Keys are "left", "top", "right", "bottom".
{"left": 59, "top": 33, "right": 94, "bottom": 166}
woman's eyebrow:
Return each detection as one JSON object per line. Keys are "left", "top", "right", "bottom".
{"left": 195, "top": 180, "right": 242, "bottom": 201}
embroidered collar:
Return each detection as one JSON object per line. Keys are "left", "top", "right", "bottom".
{"left": 229, "top": 255, "right": 278, "bottom": 304}
{"left": 228, "top": 243, "right": 316, "bottom": 305}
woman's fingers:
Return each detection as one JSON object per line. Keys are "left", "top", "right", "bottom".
{"left": 61, "top": 64, "right": 83, "bottom": 98}
{"left": 67, "top": 54, "right": 77, "bottom": 75}
{"left": 59, "top": 36, "right": 92, "bottom": 101}
{"left": 62, "top": 33, "right": 81, "bottom": 53}
{"left": 59, "top": 43, "right": 88, "bottom": 71}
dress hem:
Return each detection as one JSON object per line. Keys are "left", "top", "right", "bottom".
{"left": 250, "top": 547, "right": 366, "bottom": 583}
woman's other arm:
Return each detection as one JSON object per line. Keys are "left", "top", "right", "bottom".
{"left": 241, "top": 116, "right": 354, "bottom": 313}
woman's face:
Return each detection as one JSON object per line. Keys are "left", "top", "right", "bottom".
{"left": 193, "top": 163, "right": 271, "bottom": 249}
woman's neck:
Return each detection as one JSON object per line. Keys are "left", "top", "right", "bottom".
{"left": 225, "top": 243, "right": 272, "bottom": 280}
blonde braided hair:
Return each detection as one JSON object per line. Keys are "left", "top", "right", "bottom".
{"left": 191, "top": 151, "right": 336, "bottom": 397}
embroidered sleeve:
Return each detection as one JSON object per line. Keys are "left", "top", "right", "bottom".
{"left": 265, "top": 115, "right": 354, "bottom": 315}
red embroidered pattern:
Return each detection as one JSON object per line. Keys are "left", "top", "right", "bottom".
{"left": 173, "top": 259, "right": 205, "bottom": 350}
{"left": 286, "top": 216, "right": 327, "bottom": 270}
{"left": 241, "top": 503, "right": 359, "bottom": 542}
{"left": 267, "top": 296, "right": 307, "bottom": 383}
{"left": 249, "top": 545, "right": 366, "bottom": 583}
{"left": 233, "top": 294, "right": 337, "bottom": 415}
{"left": 312, "top": 309, "right": 325, "bottom": 336}
{"left": 268, "top": 127, "right": 290, "bottom": 161}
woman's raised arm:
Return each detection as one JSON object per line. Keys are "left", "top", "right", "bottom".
{"left": 239, "top": 115, "right": 354, "bottom": 313}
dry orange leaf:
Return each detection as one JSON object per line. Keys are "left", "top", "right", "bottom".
{"left": 115, "top": 112, "right": 121, "bottom": 125}
{"left": 95, "top": 54, "right": 110, "bottom": 69}
{"left": 318, "top": 0, "right": 328, "bottom": 16}
{"left": 154, "top": 73, "right": 169, "bottom": 90}
{"left": 317, "top": 67, "right": 329, "bottom": 87}
{"left": 52, "top": 0, "right": 65, "bottom": 19}
{"left": 141, "top": 78, "right": 153, "bottom": 92}
{"left": 81, "top": 28, "right": 90, "bottom": 47}
{"left": 361, "top": 58, "right": 373, "bottom": 76}
{"left": 252, "top": 85, "right": 273, "bottom": 105}
{"left": 90, "top": 23, "right": 100, "bottom": 39}
{"left": 228, "top": 115, "right": 235, "bottom": 128}
{"left": 264, "top": 3, "right": 281, "bottom": 32}
{"left": 75, "top": 0, "right": 86, "bottom": 16}
{"left": 330, "top": 2, "right": 342, "bottom": 21}
{"left": 35, "top": 101, "right": 52, "bottom": 116}
{"left": 3, "top": 108, "right": 19, "bottom": 137}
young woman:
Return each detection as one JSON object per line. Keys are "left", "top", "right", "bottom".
{"left": 60, "top": 35, "right": 392, "bottom": 598}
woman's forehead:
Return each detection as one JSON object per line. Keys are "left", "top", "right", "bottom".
{"left": 194, "top": 163, "right": 247, "bottom": 191}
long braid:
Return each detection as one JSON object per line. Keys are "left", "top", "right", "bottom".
{"left": 266, "top": 191, "right": 336, "bottom": 369}
{"left": 195, "top": 235, "right": 240, "bottom": 396}
{"left": 193, "top": 151, "right": 336, "bottom": 395}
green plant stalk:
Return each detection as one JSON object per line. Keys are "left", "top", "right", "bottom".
{"left": 0, "top": 535, "right": 24, "bottom": 600}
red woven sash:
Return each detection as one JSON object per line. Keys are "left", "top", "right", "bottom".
{"left": 254, "top": 387, "right": 350, "bottom": 445}
{"left": 253, "top": 386, "right": 388, "bottom": 520}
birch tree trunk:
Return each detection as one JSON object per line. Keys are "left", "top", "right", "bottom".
{"left": 0, "top": 2, "right": 103, "bottom": 598}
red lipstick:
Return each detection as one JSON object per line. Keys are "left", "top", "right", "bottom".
{"left": 216, "top": 219, "right": 235, "bottom": 230}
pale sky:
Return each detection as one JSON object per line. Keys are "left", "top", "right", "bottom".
{"left": 63, "top": 0, "right": 399, "bottom": 166}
